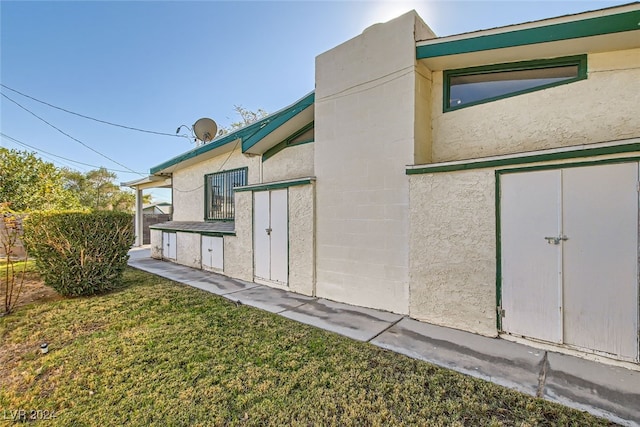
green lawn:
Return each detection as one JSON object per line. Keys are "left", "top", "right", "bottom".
{"left": 0, "top": 268, "right": 609, "bottom": 426}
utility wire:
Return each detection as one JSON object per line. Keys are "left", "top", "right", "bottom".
{"left": 1, "top": 133, "right": 87, "bottom": 172}
{"left": 1, "top": 83, "right": 188, "bottom": 139}
{"left": 0, "top": 132, "right": 143, "bottom": 174}
{"left": 1, "top": 92, "right": 144, "bottom": 176}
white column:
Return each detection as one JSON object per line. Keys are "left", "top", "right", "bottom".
{"left": 134, "top": 188, "right": 143, "bottom": 246}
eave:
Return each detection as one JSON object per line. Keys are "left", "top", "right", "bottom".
{"left": 416, "top": 3, "right": 640, "bottom": 70}
{"left": 149, "top": 91, "right": 315, "bottom": 175}
{"left": 121, "top": 175, "right": 172, "bottom": 190}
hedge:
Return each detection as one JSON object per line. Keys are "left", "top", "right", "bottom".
{"left": 23, "top": 211, "right": 134, "bottom": 296}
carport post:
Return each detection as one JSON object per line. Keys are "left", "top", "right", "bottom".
{"left": 134, "top": 187, "right": 143, "bottom": 247}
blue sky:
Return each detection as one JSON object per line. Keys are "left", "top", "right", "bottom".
{"left": 0, "top": 0, "right": 630, "bottom": 202}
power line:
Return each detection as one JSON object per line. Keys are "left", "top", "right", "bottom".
{"left": 1, "top": 92, "right": 144, "bottom": 176}
{"left": 1, "top": 83, "right": 189, "bottom": 139}
{"left": 1, "top": 133, "right": 87, "bottom": 172}
{"left": 0, "top": 132, "right": 144, "bottom": 174}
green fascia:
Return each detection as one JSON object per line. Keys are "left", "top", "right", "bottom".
{"left": 406, "top": 143, "right": 640, "bottom": 175}
{"left": 149, "top": 227, "right": 235, "bottom": 237}
{"left": 417, "top": 9, "right": 640, "bottom": 59}
{"left": 149, "top": 92, "right": 315, "bottom": 175}
{"left": 234, "top": 178, "right": 315, "bottom": 193}
{"left": 262, "top": 121, "right": 315, "bottom": 162}
{"left": 241, "top": 92, "right": 315, "bottom": 152}
{"left": 151, "top": 124, "right": 258, "bottom": 174}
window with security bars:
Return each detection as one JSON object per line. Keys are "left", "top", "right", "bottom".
{"left": 204, "top": 167, "right": 247, "bottom": 220}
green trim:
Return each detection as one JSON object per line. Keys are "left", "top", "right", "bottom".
{"left": 150, "top": 92, "right": 315, "bottom": 174}
{"left": 262, "top": 122, "right": 315, "bottom": 162}
{"left": 150, "top": 227, "right": 235, "bottom": 237}
{"left": 496, "top": 155, "right": 640, "bottom": 175}
{"left": 406, "top": 143, "right": 640, "bottom": 175}
{"left": 417, "top": 9, "right": 640, "bottom": 59}
{"left": 241, "top": 93, "right": 315, "bottom": 152}
{"left": 443, "top": 55, "right": 587, "bottom": 112}
{"left": 495, "top": 170, "right": 502, "bottom": 331}
{"left": 234, "top": 178, "right": 315, "bottom": 193}
{"left": 152, "top": 134, "right": 241, "bottom": 175}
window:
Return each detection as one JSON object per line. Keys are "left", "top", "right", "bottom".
{"left": 204, "top": 167, "right": 247, "bottom": 220}
{"left": 444, "top": 55, "right": 587, "bottom": 111}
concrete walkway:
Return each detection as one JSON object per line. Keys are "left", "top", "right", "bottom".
{"left": 128, "top": 247, "right": 640, "bottom": 426}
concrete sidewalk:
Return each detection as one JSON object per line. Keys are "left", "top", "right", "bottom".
{"left": 128, "top": 247, "right": 640, "bottom": 426}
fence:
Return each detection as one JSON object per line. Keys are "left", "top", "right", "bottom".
{"left": 0, "top": 215, "right": 26, "bottom": 259}
{"left": 142, "top": 214, "right": 171, "bottom": 244}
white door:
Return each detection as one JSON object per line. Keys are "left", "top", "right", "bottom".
{"left": 201, "top": 235, "right": 224, "bottom": 272}
{"left": 562, "top": 163, "right": 638, "bottom": 359}
{"left": 254, "top": 189, "right": 288, "bottom": 285}
{"left": 254, "top": 192, "right": 271, "bottom": 281}
{"left": 162, "top": 232, "right": 176, "bottom": 260}
{"left": 501, "top": 162, "right": 639, "bottom": 361}
{"left": 501, "top": 169, "right": 563, "bottom": 343}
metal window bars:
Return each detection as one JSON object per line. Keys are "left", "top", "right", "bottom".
{"left": 206, "top": 168, "right": 246, "bottom": 220}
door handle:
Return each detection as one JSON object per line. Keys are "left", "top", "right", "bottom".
{"left": 265, "top": 227, "right": 272, "bottom": 236}
{"left": 544, "top": 235, "right": 568, "bottom": 245}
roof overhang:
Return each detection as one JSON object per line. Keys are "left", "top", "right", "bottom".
{"left": 149, "top": 91, "right": 315, "bottom": 175}
{"left": 242, "top": 100, "right": 314, "bottom": 155}
{"left": 416, "top": 3, "right": 640, "bottom": 70}
{"left": 121, "top": 175, "right": 172, "bottom": 190}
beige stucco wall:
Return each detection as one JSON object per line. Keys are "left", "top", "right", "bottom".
{"left": 409, "top": 169, "right": 497, "bottom": 336}
{"left": 430, "top": 48, "right": 640, "bottom": 162}
{"left": 314, "top": 11, "right": 434, "bottom": 314}
{"left": 223, "top": 191, "right": 253, "bottom": 282}
{"left": 172, "top": 146, "right": 260, "bottom": 222}
{"left": 176, "top": 231, "right": 201, "bottom": 268}
{"left": 288, "top": 184, "right": 315, "bottom": 296}
{"left": 150, "top": 229, "right": 162, "bottom": 259}
{"left": 262, "top": 143, "right": 314, "bottom": 183}
{"left": 414, "top": 61, "right": 433, "bottom": 164}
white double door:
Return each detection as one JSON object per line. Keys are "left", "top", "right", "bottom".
{"left": 254, "top": 189, "right": 288, "bottom": 286}
{"left": 501, "top": 162, "right": 639, "bottom": 361}
{"left": 201, "top": 235, "right": 223, "bottom": 272}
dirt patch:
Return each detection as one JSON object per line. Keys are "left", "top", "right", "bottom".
{"left": 2, "top": 270, "right": 64, "bottom": 315}
{"left": 12, "top": 275, "right": 64, "bottom": 309}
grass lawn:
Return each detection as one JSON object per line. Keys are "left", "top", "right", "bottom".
{"left": 0, "top": 267, "right": 610, "bottom": 426}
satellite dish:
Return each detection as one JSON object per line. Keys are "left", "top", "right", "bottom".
{"left": 193, "top": 118, "right": 218, "bottom": 143}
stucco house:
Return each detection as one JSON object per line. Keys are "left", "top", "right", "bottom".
{"left": 126, "top": 3, "right": 640, "bottom": 366}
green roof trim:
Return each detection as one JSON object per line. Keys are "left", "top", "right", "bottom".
{"left": 149, "top": 91, "right": 315, "bottom": 174}
{"left": 416, "top": 9, "right": 640, "bottom": 59}
{"left": 262, "top": 121, "right": 315, "bottom": 162}
{"left": 241, "top": 92, "right": 315, "bottom": 152}
{"left": 406, "top": 143, "right": 640, "bottom": 175}
{"left": 234, "top": 177, "right": 315, "bottom": 193}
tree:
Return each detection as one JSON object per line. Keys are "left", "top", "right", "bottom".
{"left": 63, "top": 167, "right": 142, "bottom": 212}
{"left": 0, "top": 148, "right": 80, "bottom": 212}
{"left": 218, "top": 105, "right": 268, "bottom": 135}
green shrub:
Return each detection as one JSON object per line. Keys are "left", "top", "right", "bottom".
{"left": 23, "top": 211, "right": 134, "bottom": 296}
